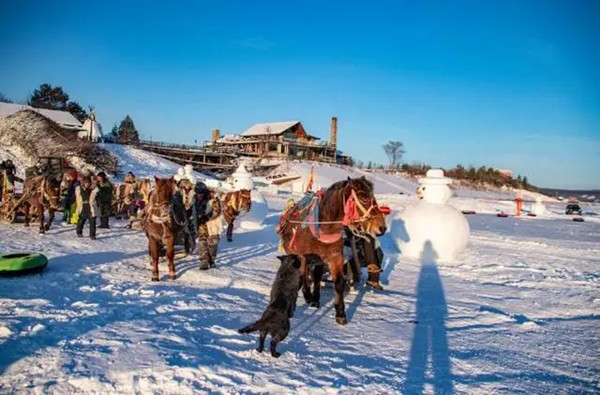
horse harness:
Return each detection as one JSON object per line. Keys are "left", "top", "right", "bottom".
{"left": 224, "top": 190, "right": 251, "bottom": 222}
{"left": 279, "top": 187, "right": 381, "bottom": 247}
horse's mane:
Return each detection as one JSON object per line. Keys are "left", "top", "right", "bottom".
{"left": 320, "top": 177, "right": 374, "bottom": 221}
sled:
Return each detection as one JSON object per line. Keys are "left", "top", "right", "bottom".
{"left": 527, "top": 213, "right": 537, "bottom": 217}
{"left": 572, "top": 217, "right": 584, "bottom": 222}
{"left": 0, "top": 252, "right": 48, "bottom": 276}
{"left": 462, "top": 210, "right": 476, "bottom": 215}
{"left": 497, "top": 212, "right": 509, "bottom": 218}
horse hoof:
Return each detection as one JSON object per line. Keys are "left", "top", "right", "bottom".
{"left": 39, "top": 229, "right": 45, "bottom": 234}
{"left": 310, "top": 301, "right": 320, "bottom": 309}
{"left": 151, "top": 276, "right": 159, "bottom": 282}
{"left": 336, "top": 316, "right": 348, "bottom": 325}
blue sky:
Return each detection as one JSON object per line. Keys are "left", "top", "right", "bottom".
{"left": 1, "top": 0, "right": 598, "bottom": 189}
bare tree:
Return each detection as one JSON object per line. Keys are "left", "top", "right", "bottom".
{"left": 383, "top": 141, "right": 405, "bottom": 169}
{"left": 0, "top": 92, "right": 12, "bottom": 103}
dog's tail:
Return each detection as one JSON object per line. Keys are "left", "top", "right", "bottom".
{"left": 238, "top": 320, "right": 261, "bottom": 334}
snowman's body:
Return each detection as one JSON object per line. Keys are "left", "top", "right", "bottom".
{"left": 230, "top": 163, "right": 267, "bottom": 229}
{"left": 391, "top": 169, "right": 470, "bottom": 261}
{"left": 531, "top": 197, "right": 546, "bottom": 216}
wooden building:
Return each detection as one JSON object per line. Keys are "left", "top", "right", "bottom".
{"left": 206, "top": 117, "right": 350, "bottom": 165}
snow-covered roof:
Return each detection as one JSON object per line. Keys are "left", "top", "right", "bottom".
{"left": 240, "top": 121, "right": 300, "bottom": 137}
{"left": 0, "top": 102, "right": 83, "bottom": 131}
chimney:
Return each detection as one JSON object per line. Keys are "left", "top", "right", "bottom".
{"left": 330, "top": 116, "right": 337, "bottom": 147}
{"left": 211, "top": 128, "right": 220, "bottom": 143}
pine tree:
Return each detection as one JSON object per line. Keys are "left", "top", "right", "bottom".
{"left": 28, "top": 83, "right": 69, "bottom": 110}
{"left": 367, "top": 161, "right": 373, "bottom": 170}
{"left": 523, "top": 176, "right": 528, "bottom": 187}
{"left": 28, "top": 83, "right": 88, "bottom": 122}
{"left": 116, "top": 115, "right": 140, "bottom": 144}
{"left": 64, "top": 101, "right": 88, "bottom": 123}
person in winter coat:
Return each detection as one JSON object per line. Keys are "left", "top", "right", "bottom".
{"left": 195, "top": 182, "right": 223, "bottom": 270}
{"left": 96, "top": 171, "right": 114, "bottom": 229}
{"left": 0, "top": 159, "right": 16, "bottom": 202}
{"left": 60, "top": 171, "right": 78, "bottom": 226}
{"left": 344, "top": 229, "right": 385, "bottom": 290}
{"left": 75, "top": 173, "right": 99, "bottom": 239}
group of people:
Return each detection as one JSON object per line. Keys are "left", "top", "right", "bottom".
{"left": 60, "top": 170, "right": 114, "bottom": 239}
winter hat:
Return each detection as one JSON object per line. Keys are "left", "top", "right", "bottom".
{"left": 98, "top": 171, "right": 107, "bottom": 179}
{"left": 195, "top": 181, "right": 207, "bottom": 194}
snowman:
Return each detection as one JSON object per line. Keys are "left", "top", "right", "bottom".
{"left": 530, "top": 196, "right": 546, "bottom": 216}
{"left": 183, "top": 164, "right": 197, "bottom": 184}
{"left": 390, "top": 169, "right": 470, "bottom": 261}
{"left": 229, "top": 163, "right": 268, "bottom": 230}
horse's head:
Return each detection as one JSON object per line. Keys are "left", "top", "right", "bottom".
{"left": 238, "top": 189, "right": 252, "bottom": 212}
{"left": 153, "top": 176, "right": 175, "bottom": 204}
{"left": 345, "top": 176, "right": 387, "bottom": 237}
{"left": 44, "top": 176, "right": 62, "bottom": 210}
{"left": 138, "top": 179, "right": 151, "bottom": 202}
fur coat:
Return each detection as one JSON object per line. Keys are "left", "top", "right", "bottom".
{"left": 76, "top": 184, "right": 99, "bottom": 217}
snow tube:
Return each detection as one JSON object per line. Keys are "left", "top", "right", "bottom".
{"left": 0, "top": 252, "right": 48, "bottom": 276}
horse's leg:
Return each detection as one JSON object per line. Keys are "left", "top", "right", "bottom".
{"left": 45, "top": 207, "right": 55, "bottom": 231}
{"left": 149, "top": 237, "right": 160, "bottom": 281}
{"left": 310, "top": 262, "right": 324, "bottom": 308}
{"left": 331, "top": 255, "right": 347, "bottom": 325}
{"left": 23, "top": 203, "right": 30, "bottom": 227}
{"left": 300, "top": 256, "right": 313, "bottom": 304}
{"left": 226, "top": 219, "right": 234, "bottom": 242}
{"left": 166, "top": 236, "right": 176, "bottom": 280}
{"left": 37, "top": 201, "right": 45, "bottom": 234}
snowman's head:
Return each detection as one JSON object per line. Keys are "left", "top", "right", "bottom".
{"left": 417, "top": 169, "right": 452, "bottom": 204}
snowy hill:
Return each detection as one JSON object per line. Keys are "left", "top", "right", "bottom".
{"left": 100, "top": 143, "right": 214, "bottom": 182}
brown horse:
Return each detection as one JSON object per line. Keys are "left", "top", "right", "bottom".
{"left": 278, "top": 176, "right": 387, "bottom": 324}
{"left": 222, "top": 189, "right": 252, "bottom": 242}
{"left": 114, "top": 179, "right": 151, "bottom": 219}
{"left": 19, "top": 175, "right": 61, "bottom": 233}
{"left": 142, "top": 176, "right": 183, "bottom": 281}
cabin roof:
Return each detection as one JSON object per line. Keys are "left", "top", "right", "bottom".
{"left": 240, "top": 120, "right": 300, "bottom": 137}
{"left": 0, "top": 102, "right": 83, "bottom": 131}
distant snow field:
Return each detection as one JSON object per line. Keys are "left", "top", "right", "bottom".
{"left": 1, "top": 145, "right": 599, "bottom": 393}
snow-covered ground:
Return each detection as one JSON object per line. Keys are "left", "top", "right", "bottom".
{"left": 1, "top": 194, "right": 599, "bottom": 393}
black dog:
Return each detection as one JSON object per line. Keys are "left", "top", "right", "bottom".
{"left": 238, "top": 254, "right": 301, "bottom": 357}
